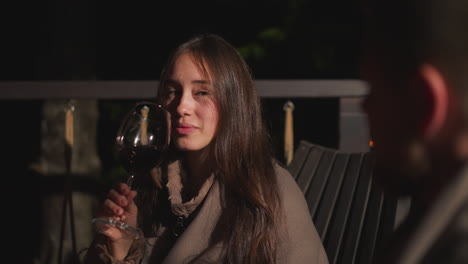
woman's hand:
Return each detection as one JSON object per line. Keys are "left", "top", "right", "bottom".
{"left": 95, "top": 183, "right": 138, "bottom": 259}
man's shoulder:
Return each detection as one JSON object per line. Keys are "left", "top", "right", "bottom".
{"left": 423, "top": 199, "right": 468, "bottom": 263}
{"left": 411, "top": 165, "right": 468, "bottom": 263}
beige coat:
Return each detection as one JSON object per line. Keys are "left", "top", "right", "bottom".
{"left": 85, "top": 165, "right": 329, "bottom": 264}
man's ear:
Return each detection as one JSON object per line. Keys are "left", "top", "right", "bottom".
{"left": 418, "top": 63, "right": 449, "bottom": 140}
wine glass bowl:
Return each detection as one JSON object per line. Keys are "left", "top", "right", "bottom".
{"left": 92, "top": 101, "right": 170, "bottom": 239}
{"left": 115, "top": 102, "right": 170, "bottom": 185}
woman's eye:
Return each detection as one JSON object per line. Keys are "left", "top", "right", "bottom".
{"left": 195, "top": 90, "right": 209, "bottom": 96}
{"left": 166, "top": 89, "right": 179, "bottom": 96}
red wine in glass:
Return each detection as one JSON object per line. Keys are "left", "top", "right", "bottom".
{"left": 117, "top": 145, "right": 164, "bottom": 185}
{"left": 92, "top": 101, "right": 170, "bottom": 239}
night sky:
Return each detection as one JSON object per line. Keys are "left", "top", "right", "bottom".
{"left": 2, "top": 0, "right": 363, "bottom": 81}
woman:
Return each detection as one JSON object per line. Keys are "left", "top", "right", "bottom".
{"left": 85, "top": 33, "right": 328, "bottom": 264}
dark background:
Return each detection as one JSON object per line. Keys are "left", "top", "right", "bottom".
{"left": 2, "top": 0, "right": 363, "bottom": 80}
{"left": 1, "top": 0, "right": 364, "bottom": 262}
{"left": 1, "top": 0, "right": 364, "bottom": 155}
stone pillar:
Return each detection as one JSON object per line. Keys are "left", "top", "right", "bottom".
{"left": 37, "top": 99, "right": 100, "bottom": 264}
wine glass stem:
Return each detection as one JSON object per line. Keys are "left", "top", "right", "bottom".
{"left": 126, "top": 174, "right": 135, "bottom": 189}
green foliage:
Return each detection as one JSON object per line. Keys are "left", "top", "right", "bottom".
{"left": 258, "top": 27, "right": 287, "bottom": 42}
{"left": 237, "top": 0, "right": 361, "bottom": 78}
{"left": 239, "top": 27, "right": 287, "bottom": 61}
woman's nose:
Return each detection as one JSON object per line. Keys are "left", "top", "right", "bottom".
{"left": 176, "top": 92, "right": 194, "bottom": 116}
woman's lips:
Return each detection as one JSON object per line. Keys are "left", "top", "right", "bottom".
{"left": 176, "top": 124, "right": 196, "bottom": 135}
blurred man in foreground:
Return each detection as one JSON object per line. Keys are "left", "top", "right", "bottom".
{"left": 361, "top": 0, "right": 468, "bottom": 262}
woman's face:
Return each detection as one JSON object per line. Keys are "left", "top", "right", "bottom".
{"left": 164, "top": 53, "right": 219, "bottom": 152}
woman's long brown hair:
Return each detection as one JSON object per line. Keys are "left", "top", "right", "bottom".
{"left": 153, "top": 33, "right": 282, "bottom": 263}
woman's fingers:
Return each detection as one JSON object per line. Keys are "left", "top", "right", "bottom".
{"left": 117, "top": 183, "right": 131, "bottom": 195}
{"left": 103, "top": 199, "right": 124, "bottom": 216}
{"left": 92, "top": 185, "right": 139, "bottom": 242}
{"left": 126, "top": 190, "right": 137, "bottom": 205}
{"left": 108, "top": 189, "right": 128, "bottom": 207}
{"left": 124, "top": 190, "right": 138, "bottom": 218}
{"left": 100, "top": 188, "right": 138, "bottom": 217}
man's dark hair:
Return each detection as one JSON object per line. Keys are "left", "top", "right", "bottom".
{"left": 363, "top": 0, "right": 468, "bottom": 90}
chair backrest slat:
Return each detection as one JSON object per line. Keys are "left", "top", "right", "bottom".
{"left": 314, "top": 152, "right": 350, "bottom": 240}
{"left": 336, "top": 152, "right": 374, "bottom": 263}
{"left": 305, "top": 148, "right": 337, "bottom": 217}
{"left": 356, "top": 182, "right": 384, "bottom": 264}
{"left": 296, "top": 144, "right": 325, "bottom": 193}
{"left": 374, "top": 191, "right": 398, "bottom": 260}
{"left": 287, "top": 141, "right": 397, "bottom": 264}
{"left": 323, "top": 153, "right": 364, "bottom": 264}
{"left": 288, "top": 141, "right": 312, "bottom": 180}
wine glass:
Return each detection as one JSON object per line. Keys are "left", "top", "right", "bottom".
{"left": 92, "top": 101, "right": 170, "bottom": 239}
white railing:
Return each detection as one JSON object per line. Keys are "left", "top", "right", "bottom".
{"left": 0, "top": 79, "right": 367, "bottom": 99}
{"left": 0, "top": 79, "right": 370, "bottom": 152}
